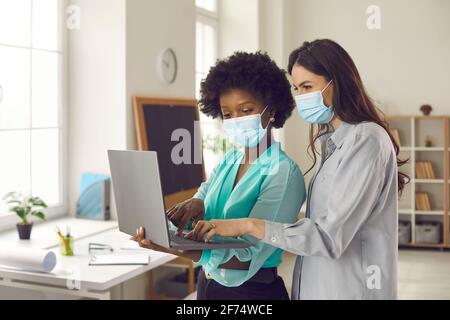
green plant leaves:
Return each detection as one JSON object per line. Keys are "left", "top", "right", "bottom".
{"left": 31, "top": 211, "right": 46, "bottom": 220}
{"left": 11, "top": 206, "right": 27, "bottom": 223}
{"left": 4, "top": 193, "right": 48, "bottom": 223}
{"left": 29, "top": 197, "right": 48, "bottom": 208}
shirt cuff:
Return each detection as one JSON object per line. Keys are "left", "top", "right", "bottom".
{"left": 194, "top": 249, "right": 211, "bottom": 266}
{"left": 193, "top": 192, "right": 205, "bottom": 201}
{"left": 263, "top": 220, "right": 284, "bottom": 246}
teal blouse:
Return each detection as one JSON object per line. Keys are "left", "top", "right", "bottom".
{"left": 193, "top": 142, "right": 306, "bottom": 287}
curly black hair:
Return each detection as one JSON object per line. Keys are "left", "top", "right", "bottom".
{"left": 198, "top": 51, "right": 295, "bottom": 128}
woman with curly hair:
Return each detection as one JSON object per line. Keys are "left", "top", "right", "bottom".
{"left": 132, "top": 51, "right": 306, "bottom": 300}
{"left": 178, "top": 39, "right": 409, "bottom": 300}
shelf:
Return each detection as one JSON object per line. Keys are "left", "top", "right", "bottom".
{"left": 414, "top": 179, "right": 444, "bottom": 184}
{"left": 387, "top": 115, "right": 449, "bottom": 249}
{"left": 415, "top": 210, "right": 444, "bottom": 215}
{"left": 399, "top": 147, "right": 444, "bottom": 151}
{"left": 399, "top": 243, "right": 446, "bottom": 248}
{"left": 415, "top": 147, "right": 444, "bottom": 151}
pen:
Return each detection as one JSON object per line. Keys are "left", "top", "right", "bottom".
{"left": 55, "top": 227, "right": 64, "bottom": 239}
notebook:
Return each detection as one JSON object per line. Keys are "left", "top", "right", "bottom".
{"left": 89, "top": 254, "right": 150, "bottom": 266}
{"left": 119, "top": 240, "right": 150, "bottom": 251}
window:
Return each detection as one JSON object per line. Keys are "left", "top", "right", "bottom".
{"left": 196, "top": 0, "right": 218, "bottom": 13}
{"left": 196, "top": 0, "right": 221, "bottom": 177}
{"left": 0, "top": 0, "right": 66, "bottom": 220}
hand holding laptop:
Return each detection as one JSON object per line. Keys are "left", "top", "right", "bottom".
{"left": 129, "top": 227, "right": 173, "bottom": 255}
{"left": 130, "top": 226, "right": 204, "bottom": 263}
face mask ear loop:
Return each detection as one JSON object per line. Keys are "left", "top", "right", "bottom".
{"left": 260, "top": 105, "right": 271, "bottom": 130}
{"left": 260, "top": 105, "right": 270, "bottom": 117}
{"left": 321, "top": 80, "right": 333, "bottom": 94}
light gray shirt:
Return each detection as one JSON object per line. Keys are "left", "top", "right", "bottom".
{"left": 263, "top": 122, "right": 399, "bottom": 300}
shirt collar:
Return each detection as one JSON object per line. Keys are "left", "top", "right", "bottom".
{"left": 329, "top": 122, "right": 351, "bottom": 149}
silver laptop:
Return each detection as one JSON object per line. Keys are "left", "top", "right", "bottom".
{"left": 107, "top": 150, "right": 252, "bottom": 250}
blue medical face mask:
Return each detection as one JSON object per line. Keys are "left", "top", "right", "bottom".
{"left": 295, "top": 80, "right": 334, "bottom": 124}
{"left": 223, "top": 106, "right": 270, "bottom": 148}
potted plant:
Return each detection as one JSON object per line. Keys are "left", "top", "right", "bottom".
{"left": 3, "top": 192, "right": 47, "bottom": 240}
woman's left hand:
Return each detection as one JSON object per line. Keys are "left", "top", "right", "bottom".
{"left": 185, "top": 218, "right": 261, "bottom": 242}
{"left": 130, "top": 227, "right": 171, "bottom": 254}
{"left": 130, "top": 227, "right": 203, "bottom": 262}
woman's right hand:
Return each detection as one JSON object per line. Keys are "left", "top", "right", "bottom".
{"left": 166, "top": 198, "right": 205, "bottom": 235}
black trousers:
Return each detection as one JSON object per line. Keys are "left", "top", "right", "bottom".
{"left": 196, "top": 269, "right": 290, "bottom": 300}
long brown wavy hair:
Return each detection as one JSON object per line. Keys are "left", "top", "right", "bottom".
{"left": 288, "top": 39, "right": 410, "bottom": 193}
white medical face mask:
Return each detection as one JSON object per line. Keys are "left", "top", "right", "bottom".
{"left": 223, "top": 106, "right": 270, "bottom": 148}
{"left": 295, "top": 80, "right": 334, "bottom": 124}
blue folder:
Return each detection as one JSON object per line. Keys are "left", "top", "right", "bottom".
{"left": 76, "top": 173, "right": 111, "bottom": 220}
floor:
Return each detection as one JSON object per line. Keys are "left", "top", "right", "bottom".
{"left": 278, "top": 249, "right": 450, "bottom": 300}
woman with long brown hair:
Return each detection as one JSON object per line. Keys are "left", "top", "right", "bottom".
{"left": 179, "top": 39, "right": 409, "bottom": 299}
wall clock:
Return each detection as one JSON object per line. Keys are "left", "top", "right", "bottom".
{"left": 157, "top": 48, "right": 178, "bottom": 84}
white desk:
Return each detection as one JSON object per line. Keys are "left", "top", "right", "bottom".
{"left": 0, "top": 218, "right": 176, "bottom": 299}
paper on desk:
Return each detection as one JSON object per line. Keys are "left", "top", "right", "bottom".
{"left": 0, "top": 247, "right": 57, "bottom": 273}
{"left": 89, "top": 254, "right": 150, "bottom": 266}
{"left": 119, "top": 240, "right": 151, "bottom": 251}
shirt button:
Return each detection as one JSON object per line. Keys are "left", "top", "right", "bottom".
{"left": 271, "top": 236, "right": 277, "bottom": 243}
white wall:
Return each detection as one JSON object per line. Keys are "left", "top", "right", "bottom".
{"left": 257, "top": 0, "right": 297, "bottom": 149}
{"left": 282, "top": 0, "right": 450, "bottom": 175}
{"left": 126, "top": 0, "right": 196, "bottom": 150}
{"left": 218, "top": 0, "right": 297, "bottom": 150}
{"left": 258, "top": 0, "right": 295, "bottom": 68}
{"left": 68, "top": 0, "right": 127, "bottom": 217}
{"left": 219, "top": 0, "right": 260, "bottom": 57}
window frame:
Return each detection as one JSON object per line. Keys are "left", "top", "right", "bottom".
{"left": 195, "top": 0, "right": 219, "bottom": 18}
{"left": 0, "top": 0, "right": 68, "bottom": 231}
{"left": 195, "top": 5, "right": 219, "bottom": 99}
{"left": 196, "top": 0, "right": 222, "bottom": 178}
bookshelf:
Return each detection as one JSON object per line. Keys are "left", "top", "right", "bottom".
{"left": 387, "top": 116, "right": 449, "bottom": 249}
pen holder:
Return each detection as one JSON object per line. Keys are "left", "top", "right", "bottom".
{"left": 59, "top": 236, "right": 74, "bottom": 256}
